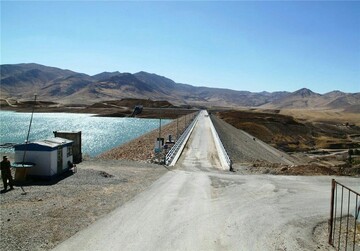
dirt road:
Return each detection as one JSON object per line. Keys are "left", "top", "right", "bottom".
{"left": 53, "top": 111, "right": 359, "bottom": 251}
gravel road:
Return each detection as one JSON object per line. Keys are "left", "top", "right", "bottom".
{"left": 0, "top": 160, "right": 167, "bottom": 251}
{"left": 52, "top": 111, "right": 360, "bottom": 251}
{"left": 54, "top": 171, "right": 359, "bottom": 251}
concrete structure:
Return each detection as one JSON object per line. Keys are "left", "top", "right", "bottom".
{"left": 14, "top": 137, "right": 74, "bottom": 179}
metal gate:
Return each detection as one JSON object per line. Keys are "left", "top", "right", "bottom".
{"left": 329, "top": 179, "right": 360, "bottom": 251}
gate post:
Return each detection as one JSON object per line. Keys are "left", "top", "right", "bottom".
{"left": 329, "top": 178, "right": 336, "bottom": 245}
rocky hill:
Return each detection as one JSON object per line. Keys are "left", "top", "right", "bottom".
{"left": 261, "top": 88, "right": 360, "bottom": 112}
{"left": 1, "top": 63, "right": 359, "bottom": 110}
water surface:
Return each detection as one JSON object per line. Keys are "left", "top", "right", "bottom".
{"left": 0, "top": 111, "right": 171, "bottom": 156}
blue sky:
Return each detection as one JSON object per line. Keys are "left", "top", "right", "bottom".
{"left": 1, "top": 1, "right": 359, "bottom": 93}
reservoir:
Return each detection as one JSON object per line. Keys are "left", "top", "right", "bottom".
{"left": 0, "top": 111, "right": 171, "bottom": 157}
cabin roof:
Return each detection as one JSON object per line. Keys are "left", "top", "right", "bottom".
{"left": 14, "top": 137, "right": 73, "bottom": 151}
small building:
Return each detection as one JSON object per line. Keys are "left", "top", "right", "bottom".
{"left": 14, "top": 137, "right": 74, "bottom": 179}
{"left": 53, "top": 131, "right": 82, "bottom": 163}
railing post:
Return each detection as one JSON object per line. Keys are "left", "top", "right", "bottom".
{"left": 328, "top": 180, "right": 359, "bottom": 250}
{"left": 354, "top": 195, "right": 358, "bottom": 251}
{"left": 329, "top": 178, "right": 336, "bottom": 245}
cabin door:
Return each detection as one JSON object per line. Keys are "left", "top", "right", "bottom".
{"left": 57, "top": 147, "right": 63, "bottom": 173}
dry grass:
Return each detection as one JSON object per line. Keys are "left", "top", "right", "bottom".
{"left": 280, "top": 108, "right": 360, "bottom": 126}
{"left": 215, "top": 109, "right": 314, "bottom": 151}
{"left": 215, "top": 109, "right": 360, "bottom": 152}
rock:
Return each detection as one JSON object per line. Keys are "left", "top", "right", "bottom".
{"left": 98, "top": 171, "right": 113, "bottom": 178}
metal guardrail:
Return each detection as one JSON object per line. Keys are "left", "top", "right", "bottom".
{"left": 329, "top": 179, "right": 360, "bottom": 251}
{"left": 165, "top": 111, "right": 200, "bottom": 166}
{"left": 209, "top": 114, "right": 232, "bottom": 170}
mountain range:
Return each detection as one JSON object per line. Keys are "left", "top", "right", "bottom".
{"left": 1, "top": 63, "right": 359, "bottom": 111}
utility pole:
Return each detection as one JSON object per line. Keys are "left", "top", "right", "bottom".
{"left": 185, "top": 114, "right": 187, "bottom": 130}
{"left": 159, "top": 118, "right": 162, "bottom": 142}
{"left": 176, "top": 116, "right": 179, "bottom": 141}
{"left": 23, "top": 94, "right": 37, "bottom": 163}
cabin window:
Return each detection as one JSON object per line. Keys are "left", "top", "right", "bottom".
{"left": 67, "top": 146, "right": 73, "bottom": 157}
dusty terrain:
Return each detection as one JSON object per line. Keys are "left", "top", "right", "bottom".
{"left": 1, "top": 108, "right": 359, "bottom": 251}
{"left": 0, "top": 159, "right": 167, "bottom": 251}
{"left": 214, "top": 109, "right": 360, "bottom": 151}
{"left": 213, "top": 108, "right": 360, "bottom": 176}
{"left": 52, "top": 111, "right": 360, "bottom": 251}
{"left": 53, "top": 171, "right": 360, "bottom": 251}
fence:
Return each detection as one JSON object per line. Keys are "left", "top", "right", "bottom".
{"left": 329, "top": 179, "right": 360, "bottom": 251}
{"left": 165, "top": 111, "right": 200, "bottom": 166}
{"left": 209, "top": 114, "right": 232, "bottom": 170}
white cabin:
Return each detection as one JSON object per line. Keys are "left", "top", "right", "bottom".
{"left": 14, "top": 137, "right": 73, "bottom": 179}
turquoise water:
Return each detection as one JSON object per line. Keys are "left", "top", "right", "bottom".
{"left": 0, "top": 111, "right": 171, "bottom": 156}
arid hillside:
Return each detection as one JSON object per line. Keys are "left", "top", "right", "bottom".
{"left": 214, "top": 109, "right": 360, "bottom": 152}
{"left": 0, "top": 98, "right": 197, "bottom": 119}
{"left": 1, "top": 63, "right": 359, "bottom": 110}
